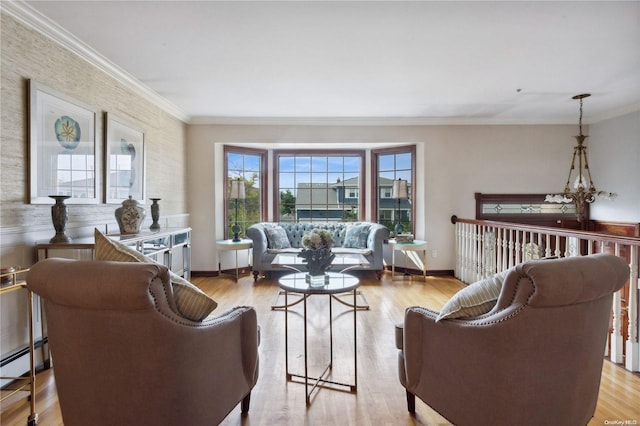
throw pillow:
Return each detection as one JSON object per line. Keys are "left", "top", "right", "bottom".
{"left": 436, "top": 269, "right": 508, "bottom": 322}
{"left": 264, "top": 225, "right": 291, "bottom": 249}
{"left": 94, "top": 229, "right": 217, "bottom": 321}
{"left": 342, "top": 224, "right": 371, "bottom": 249}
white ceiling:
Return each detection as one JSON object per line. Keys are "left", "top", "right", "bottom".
{"left": 13, "top": 1, "right": 640, "bottom": 124}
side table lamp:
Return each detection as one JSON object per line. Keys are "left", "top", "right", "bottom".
{"left": 392, "top": 178, "right": 408, "bottom": 236}
{"left": 229, "top": 178, "right": 246, "bottom": 242}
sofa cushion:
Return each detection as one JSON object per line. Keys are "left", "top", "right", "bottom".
{"left": 94, "top": 229, "right": 217, "bottom": 321}
{"left": 332, "top": 247, "right": 372, "bottom": 256}
{"left": 436, "top": 270, "right": 507, "bottom": 321}
{"left": 264, "top": 225, "right": 291, "bottom": 249}
{"left": 343, "top": 224, "right": 371, "bottom": 249}
{"left": 267, "top": 247, "right": 301, "bottom": 254}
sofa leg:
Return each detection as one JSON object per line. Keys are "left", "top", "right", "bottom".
{"left": 253, "top": 271, "right": 259, "bottom": 282}
{"left": 376, "top": 270, "right": 383, "bottom": 280}
{"left": 406, "top": 390, "right": 416, "bottom": 413}
{"left": 241, "top": 391, "right": 251, "bottom": 414}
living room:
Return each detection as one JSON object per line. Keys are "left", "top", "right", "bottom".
{"left": 1, "top": 1, "right": 639, "bottom": 424}
{"left": 1, "top": 1, "right": 639, "bottom": 270}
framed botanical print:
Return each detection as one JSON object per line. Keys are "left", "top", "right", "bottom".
{"left": 29, "top": 80, "right": 98, "bottom": 204}
{"left": 104, "top": 113, "right": 145, "bottom": 204}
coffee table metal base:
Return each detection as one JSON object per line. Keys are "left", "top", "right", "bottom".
{"left": 271, "top": 289, "right": 369, "bottom": 311}
{"left": 279, "top": 273, "right": 359, "bottom": 405}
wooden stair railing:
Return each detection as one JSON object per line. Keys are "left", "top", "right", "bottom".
{"left": 451, "top": 215, "right": 640, "bottom": 373}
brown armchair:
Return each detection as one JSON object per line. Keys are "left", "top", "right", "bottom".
{"left": 396, "top": 254, "right": 629, "bottom": 426}
{"left": 27, "top": 258, "right": 259, "bottom": 426}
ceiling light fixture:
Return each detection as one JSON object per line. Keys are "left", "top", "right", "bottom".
{"left": 545, "top": 94, "right": 616, "bottom": 222}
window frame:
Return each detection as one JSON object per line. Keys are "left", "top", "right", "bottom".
{"left": 371, "top": 145, "right": 416, "bottom": 236}
{"left": 223, "top": 146, "right": 268, "bottom": 239}
{"left": 273, "top": 149, "right": 366, "bottom": 223}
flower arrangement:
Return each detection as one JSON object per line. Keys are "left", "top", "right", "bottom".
{"left": 299, "top": 229, "right": 335, "bottom": 277}
{"left": 301, "top": 229, "right": 334, "bottom": 250}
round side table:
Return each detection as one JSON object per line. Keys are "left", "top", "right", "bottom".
{"left": 216, "top": 239, "right": 252, "bottom": 281}
{"left": 388, "top": 239, "right": 427, "bottom": 279}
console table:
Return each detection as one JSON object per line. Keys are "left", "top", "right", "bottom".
{"left": 36, "top": 228, "right": 191, "bottom": 279}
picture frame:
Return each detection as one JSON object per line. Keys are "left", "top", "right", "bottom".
{"left": 104, "top": 112, "right": 145, "bottom": 204}
{"left": 28, "top": 80, "right": 98, "bottom": 204}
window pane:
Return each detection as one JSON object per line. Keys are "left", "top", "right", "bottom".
{"left": 343, "top": 157, "right": 360, "bottom": 172}
{"left": 373, "top": 147, "right": 415, "bottom": 235}
{"left": 378, "top": 154, "right": 395, "bottom": 171}
{"left": 327, "top": 157, "right": 343, "bottom": 172}
{"left": 327, "top": 172, "right": 343, "bottom": 183}
{"left": 311, "top": 173, "right": 327, "bottom": 184}
{"left": 296, "top": 157, "right": 311, "bottom": 172}
{"left": 244, "top": 155, "right": 260, "bottom": 172}
{"left": 279, "top": 156, "right": 295, "bottom": 172}
{"left": 275, "top": 151, "right": 363, "bottom": 222}
{"left": 311, "top": 156, "right": 327, "bottom": 171}
{"left": 225, "top": 149, "right": 265, "bottom": 239}
{"left": 396, "top": 152, "right": 412, "bottom": 169}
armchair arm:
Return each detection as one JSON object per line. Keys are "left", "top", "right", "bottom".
{"left": 187, "top": 306, "right": 260, "bottom": 389}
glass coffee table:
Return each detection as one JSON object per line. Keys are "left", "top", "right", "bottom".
{"left": 271, "top": 253, "right": 370, "bottom": 310}
{"left": 278, "top": 271, "right": 359, "bottom": 405}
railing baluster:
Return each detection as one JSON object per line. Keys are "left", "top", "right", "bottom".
{"left": 475, "top": 224, "right": 481, "bottom": 281}
{"left": 494, "top": 228, "right": 502, "bottom": 272}
{"left": 502, "top": 228, "right": 508, "bottom": 272}
{"left": 626, "top": 245, "right": 639, "bottom": 372}
{"left": 544, "top": 233, "right": 551, "bottom": 258}
{"left": 611, "top": 243, "right": 624, "bottom": 364}
{"left": 451, "top": 216, "right": 640, "bottom": 372}
{"left": 536, "top": 232, "right": 542, "bottom": 259}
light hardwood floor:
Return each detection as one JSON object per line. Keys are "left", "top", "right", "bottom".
{"left": 2, "top": 272, "right": 639, "bottom": 425}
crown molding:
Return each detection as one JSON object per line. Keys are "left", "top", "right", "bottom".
{"left": 188, "top": 115, "right": 574, "bottom": 126}
{"left": 1, "top": 0, "right": 189, "bottom": 123}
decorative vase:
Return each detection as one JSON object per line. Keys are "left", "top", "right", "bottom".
{"left": 150, "top": 198, "right": 161, "bottom": 230}
{"left": 49, "top": 195, "right": 72, "bottom": 243}
{"left": 298, "top": 247, "right": 335, "bottom": 279}
{"left": 115, "top": 196, "right": 146, "bottom": 234}
{"left": 298, "top": 229, "right": 335, "bottom": 286}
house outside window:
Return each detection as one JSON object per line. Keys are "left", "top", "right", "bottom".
{"left": 275, "top": 151, "right": 365, "bottom": 222}
{"left": 372, "top": 146, "right": 415, "bottom": 235}
{"left": 380, "top": 187, "right": 393, "bottom": 198}
{"left": 224, "top": 146, "right": 267, "bottom": 239}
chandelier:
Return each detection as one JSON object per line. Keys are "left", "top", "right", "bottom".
{"left": 545, "top": 94, "right": 616, "bottom": 222}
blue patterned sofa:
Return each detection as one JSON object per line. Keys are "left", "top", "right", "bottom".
{"left": 246, "top": 222, "right": 390, "bottom": 281}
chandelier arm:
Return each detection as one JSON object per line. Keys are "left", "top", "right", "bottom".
{"left": 580, "top": 148, "right": 597, "bottom": 191}
{"left": 564, "top": 148, "right": 579, "bottom": 192}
